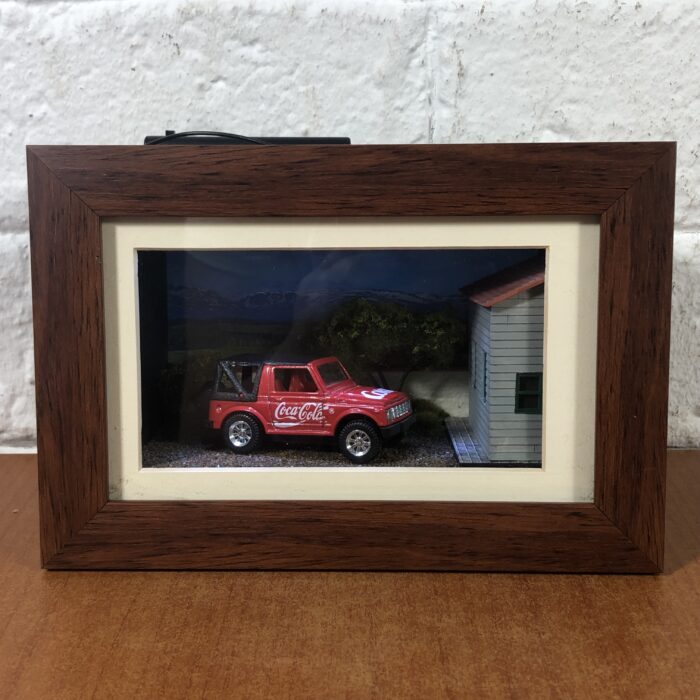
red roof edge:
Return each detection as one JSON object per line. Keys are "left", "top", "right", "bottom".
{"left": 460, "top": 253, "right": 545, "bottom": 308}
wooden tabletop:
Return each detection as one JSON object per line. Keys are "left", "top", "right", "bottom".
{"left": 1, "top": 452, "right": 698, "bottom": 699}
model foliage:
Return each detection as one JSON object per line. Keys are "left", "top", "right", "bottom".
{"left": 316, "top": 298, "right": 466, "bottom": 389}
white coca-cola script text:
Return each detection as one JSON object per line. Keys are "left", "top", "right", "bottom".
{"left": 274, "top": 402, "right": 324, "bottom": 422}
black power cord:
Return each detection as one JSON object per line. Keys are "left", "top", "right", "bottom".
{"left": 144, "top": 130, "right": 350, "bottom": 145}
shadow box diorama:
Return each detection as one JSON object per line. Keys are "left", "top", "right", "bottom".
{"left": 140, "top": 247, "right": 546, "bottom": 469}
{"left": 27, "top": 143, "right": 675, "bottom": 573}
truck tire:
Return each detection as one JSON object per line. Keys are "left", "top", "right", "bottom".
{"left": 338, "top": 420, "right": 381, "bottom": 464}
{"left": 222, "top": 413, "right": 262, "bottom": 454}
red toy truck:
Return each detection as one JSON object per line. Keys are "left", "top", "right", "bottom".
{"left": 208, "top": 354, "right": 414, "bottom": 463}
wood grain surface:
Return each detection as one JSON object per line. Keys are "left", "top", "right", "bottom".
{"left": 1, "top": 452, "right": 698, "bottom": 699}
{"left": 32, "top": 142, "right": 667, "bottom": 216}
{"left": 48, "top": 501, "right": 654, "bottom": 572}
{"left": 26, "top": 143, "right": 675, "bottom": 571}
{"left": 595, "top": 146, "right": 676, "bottom": 565}
{"left": 27, "top": 152, "right": 109, "bottom": 565}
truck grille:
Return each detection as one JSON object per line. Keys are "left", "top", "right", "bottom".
{"left": 387, "top": 400, "right": 412, "bottom": 422}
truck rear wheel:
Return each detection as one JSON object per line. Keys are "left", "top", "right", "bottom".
{"left": 338, "top": 420, "right": 381, "bottom": 464}
{"left": 222, "top": 413, "right": 262, "bottom": 454}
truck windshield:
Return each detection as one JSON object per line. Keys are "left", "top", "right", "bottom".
{"left": 317, "top": 361, "right": 349, "bottom": 386}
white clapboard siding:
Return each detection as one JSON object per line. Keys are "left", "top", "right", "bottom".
{"left": 489, "top": 379, "right": 521, "bottom": 390}
{"left": 490, "top": 456, "right": 541, "bottom": 463}
{"left": 491, "top": 357, "right": 544, "bottom": 366}
{"left": 491, "top": 364, "right": 543, "bottom": 374}
{"left": 492, "top": 293, "right": 544, "bottom": 306}
{"left": 491, "top": 317, "right": 544, "bottom": 326}
{"left": 488, "top": 389, "right": 518, "bottom": 399}
{"left": 490, "top": 449, "right": 541, "bottom": 460}
{"left": 490, "top": 405, "right": 541, "bottom": 415}
{"left": 489, "top": 400, "right": 517, "bottom": 409}
{"left": 468, "top": 304, "right": 491, "bottom": 456}
{"left": 487, "top": 339, "right": 543, "bottom": 349}
{"left": 490, "top": 346, "right": 544, "bottom": 357}
{"left": 488, "top": 287, "right": 544, "bottom": 462}
{"left": 491, "top": 433, "right": 534, "bottom": 452}
{"left": 467, "top": 286, "right": 545, "bottom": 463}
{"left": 490, "top": 332, "right": 544, "bottom": 342}
{"left": 479, "top": 426, "right": 541, "bottom": 435}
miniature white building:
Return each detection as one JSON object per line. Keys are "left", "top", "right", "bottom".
{"left": 463, "top": 255, "right": 544, "bottom": 464}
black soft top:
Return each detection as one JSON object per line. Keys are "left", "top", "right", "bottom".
{"left": 212, "top": 353, "right": 334, "bottom": 401}
{"left": 218, "top": 352, "right": 325, "bottom": 367}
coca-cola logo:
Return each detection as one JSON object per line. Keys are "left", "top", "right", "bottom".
{"left": 360, "top": 388, "right": 395, "bottom": 400}
{"left": 274, "top": 401, "right": 324, "bottom": 423}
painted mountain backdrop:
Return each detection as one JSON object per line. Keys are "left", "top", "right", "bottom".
{"left": 168, "top": 286, "right": 471, "bottom": 323}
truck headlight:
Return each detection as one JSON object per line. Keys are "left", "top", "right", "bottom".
{"left": 386, "top": 400, "right": 411, "bottom": 422}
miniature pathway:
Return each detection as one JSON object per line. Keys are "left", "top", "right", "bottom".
{"left": 445, "top": 417, "right": 490, "bottom": 465}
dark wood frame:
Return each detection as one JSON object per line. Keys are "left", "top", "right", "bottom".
{"left": 27, "top": 143, "right": 675, "bottom": 572}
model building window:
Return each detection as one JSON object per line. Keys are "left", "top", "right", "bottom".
{"left": 472, "top": 342, "right": 477, "bottom": 388}
{"left": 515, "top": 372, "right": 542, "bottom": 414}
{"left": 482, "top": 350, "right": 488, "bottom": 402}
{"left": 274, "top": 368, "right": 318, "bottom": 393}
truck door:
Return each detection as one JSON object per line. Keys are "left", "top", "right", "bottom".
{"left": 268, "top": 366, "right": 328, "bottom": 434}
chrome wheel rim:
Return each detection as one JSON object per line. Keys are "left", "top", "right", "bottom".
{"left": 346, "top": 429, "right": 372, "bottom": 457}
{"left": 229, "top": 420, "right": 252, "bottom": 447}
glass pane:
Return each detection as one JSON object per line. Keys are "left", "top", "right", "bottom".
{"left": 518, "top": 375, "right": 540, "bottom": 392}
{"left": 318, "top": 361, "right": 348, "bottom": 386}
{"left": 517, "top": 394, "right": 540, "bottom": 411}
{"left": 136, "top": 247, "right": 545, "bottom": 470}
{"left": 274, "top": 368, "right": 317, "bottom": 393}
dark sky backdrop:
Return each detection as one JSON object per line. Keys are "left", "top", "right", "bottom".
{"left": 164, "top": 249, "right": 542, "bottom": 322}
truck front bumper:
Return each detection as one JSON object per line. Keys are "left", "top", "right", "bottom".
{"left": 380, "top": 413, "right": 416, "bottom": 439}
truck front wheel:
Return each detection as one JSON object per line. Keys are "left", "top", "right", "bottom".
{"left": 338, "top": 420, "right": 382, "bottom": 464}
{"left": 222, "top": 413, "right": 262, "bottom": 454}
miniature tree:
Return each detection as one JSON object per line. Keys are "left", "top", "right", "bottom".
{"left": 316, "top": 298, "right": 465, "bottom": 389}
{"left": 404, "top": 310, "right": 465, "bottom": 389}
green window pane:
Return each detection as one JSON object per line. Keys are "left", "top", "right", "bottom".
{"left": 515, "top": 372, "right": 542, "bottom": 414}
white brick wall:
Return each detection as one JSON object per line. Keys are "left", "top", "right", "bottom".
{"left": 1, "top": 0, "right": 698, "bottom": 447}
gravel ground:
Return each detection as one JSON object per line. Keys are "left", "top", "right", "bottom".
{"left": 142, "top": 430, "right": 459, "bottom": 469}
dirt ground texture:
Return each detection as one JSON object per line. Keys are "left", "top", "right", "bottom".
{"left": 142, "top": 430, "right": 459, "bottom": 469}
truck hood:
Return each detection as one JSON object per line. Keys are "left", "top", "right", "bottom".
{"left": 334, "top": 385, "right": 409, "bottom": 408}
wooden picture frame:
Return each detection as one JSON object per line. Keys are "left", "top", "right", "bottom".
{"left": 27, "top": 143, "right": 675, "bottom": 572}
